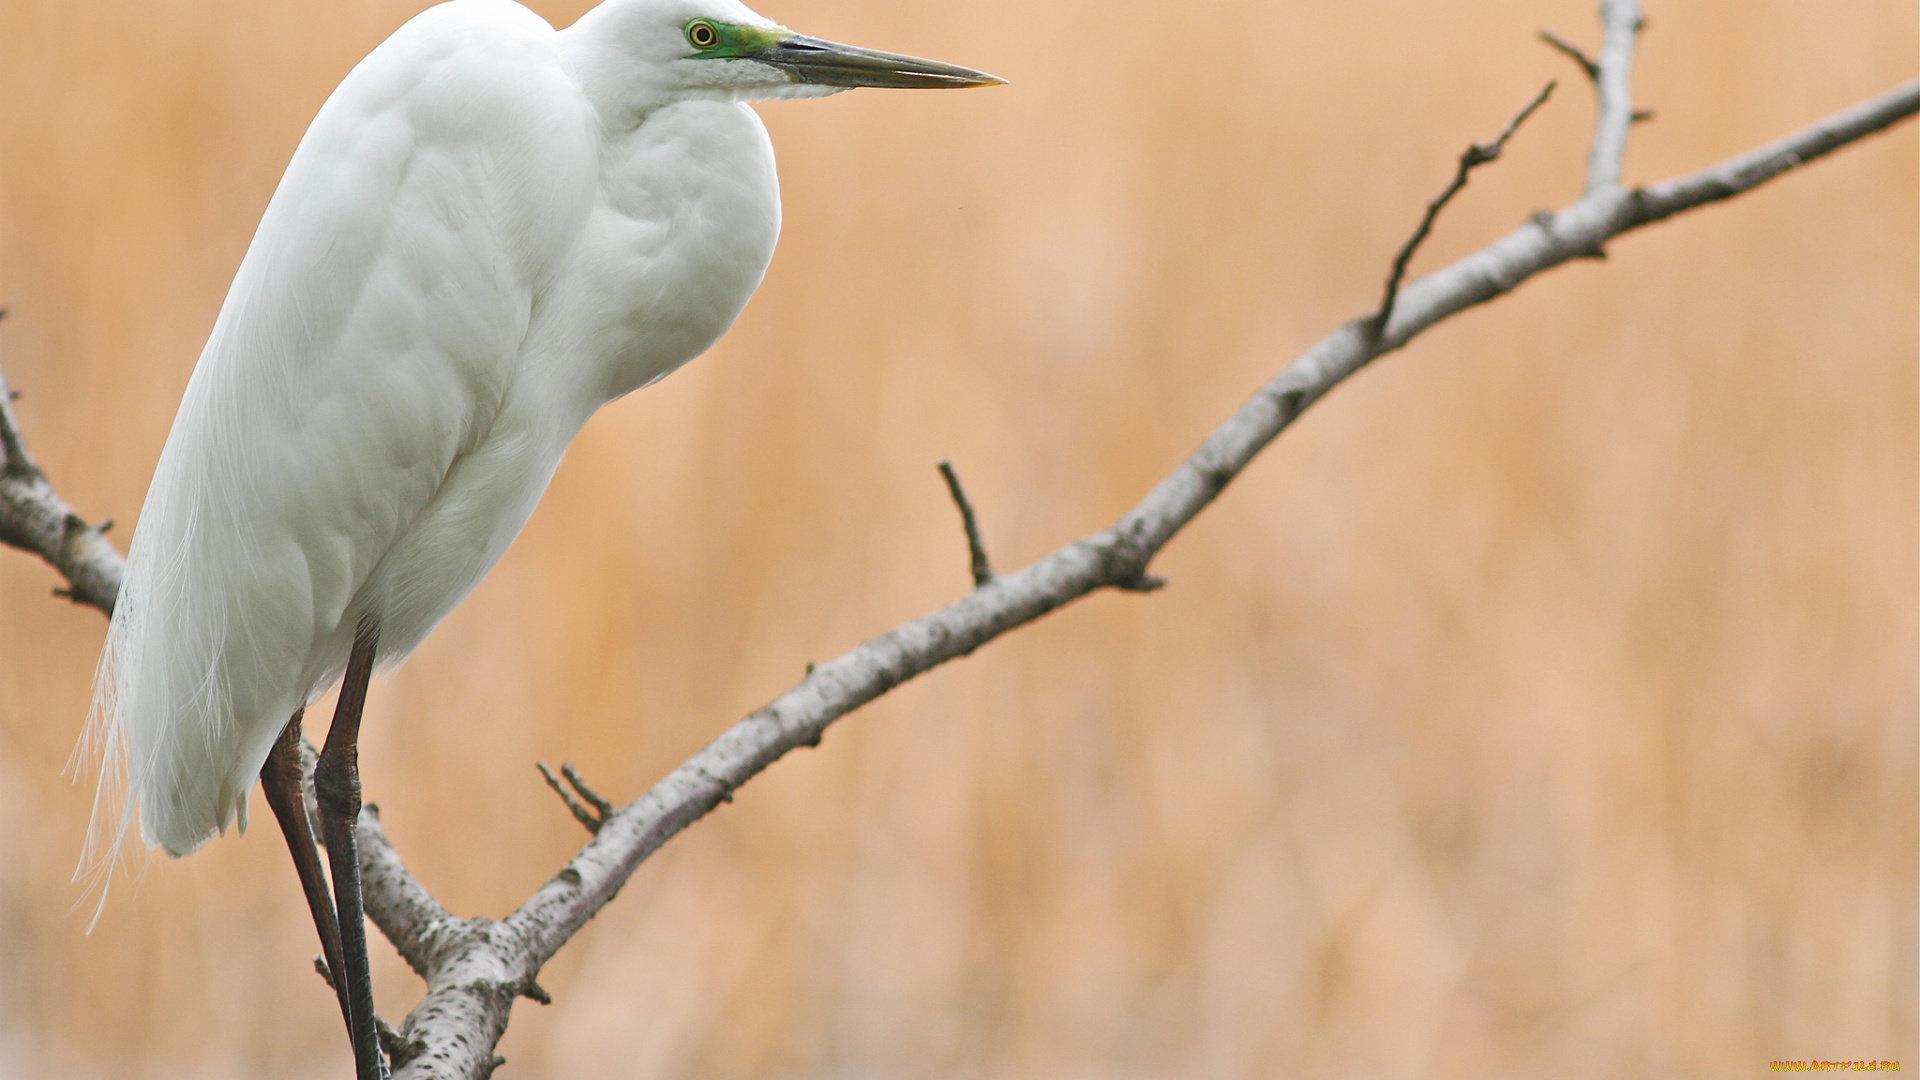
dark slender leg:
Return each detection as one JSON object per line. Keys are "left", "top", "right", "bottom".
{"left": 260, "top": 709, "right": 353, "bottom": 1033}
{"left": 315, "top": 618, "right": 388, "bottom": 1080}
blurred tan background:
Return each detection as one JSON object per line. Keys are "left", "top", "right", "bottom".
{"left": 0, "top": 0, "right": 1913, "bottom": 1076}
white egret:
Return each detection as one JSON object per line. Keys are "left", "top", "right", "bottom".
{"left": 83, "top": 0, "right": 999, "bottom": 1074}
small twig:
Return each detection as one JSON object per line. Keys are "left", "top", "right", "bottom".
{"left": 538, "top": 762, "right": 602, "bottom": 834}
{"left": 1375, "top": 81, "right": 1556, "bottom": 332}
{"left": 936, "top": 459, "right": 995, "bottom": 588}
{"left": 1537, "top": 29, "right": 1599, "bottom": 81}
{"left": 538, "top": 762, "right": 610, "bottom": 834}
{"left": 318, "top": 941, "right": 422, "bottom": 1065}
{"left": 561, "top": 764, "right": 614, "bottom": 820}
{"left": 377, "top": 1015, "right": 427, "bottom": 1070}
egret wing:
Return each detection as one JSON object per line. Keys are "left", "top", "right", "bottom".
{"left": 86, "top": 0, "right": 595, "bottom": 865}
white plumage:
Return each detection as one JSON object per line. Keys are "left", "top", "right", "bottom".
{"left": 82, "top": 0, "right": 997, "bottom": 870}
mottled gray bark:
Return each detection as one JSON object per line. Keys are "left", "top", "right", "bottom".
{"left": 1585, "top": 0, "right": 1644, "bottom": 193}
{"left": 0, "top": 341, "right": 123, "bottom": 617}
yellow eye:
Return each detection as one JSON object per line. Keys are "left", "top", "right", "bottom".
{"left": 687, "top": 21, "right": 719, "bottom": 49}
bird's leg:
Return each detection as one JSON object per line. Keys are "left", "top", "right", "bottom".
{"left": 259, "top": 709, "right": 353, "bottom": 1033}
{"left": 315, "top": 617, "right": 388, "bottom": 1080}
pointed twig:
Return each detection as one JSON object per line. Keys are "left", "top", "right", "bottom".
{"left": 376, "top": 1015, "right": 426, "bottom": 1070}
{"left": 1537, "top": 29, "right": 1599, "bottom": 81}
{"left": 561, "top": 764, "right": 613, "bottom": 820}
{"left": 1375, "top": 81, "right": 1557, "bottom": 333}
{"left": 316, "top": 953, "right": 424, "bottom": 1068}
{"left": 936, "top": 459, "right": 995, "bottom": 588}
{"left": 538, "top": 762, "right": 601, "bottom": 833}
{"left": 538, "top": 762, "right": 610, "bottom": 834}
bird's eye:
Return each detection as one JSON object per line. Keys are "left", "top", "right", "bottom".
{"left": 687, "top": 20, "right": 720, "bottom": 49}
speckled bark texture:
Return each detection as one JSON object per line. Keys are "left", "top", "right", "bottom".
{"left": 0, "top": 353, "right": 122, "bottom": 617}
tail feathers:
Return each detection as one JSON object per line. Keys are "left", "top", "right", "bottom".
{"left": 65, "top": 705, "right": 139, "bottom": 933}
{"left": 75, "top": 617, "right": 303, "bottom": 918}
{"left": 77, "top": 388, "right": 334, "bottom": 922}
{"left": 72, "top": 547, "right": 272, "bottom": 927}
{"left": 71, "top": 679, "right": 271, "bottom": 929}
{"left": 68, "top": 624, "right": 154, "bottom": 931}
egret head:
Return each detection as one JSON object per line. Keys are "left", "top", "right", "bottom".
{"left": 568, "top": 0, "right": 1003, "bottom": 112}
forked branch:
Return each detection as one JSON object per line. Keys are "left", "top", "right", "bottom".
{"left": 1540, "top": 27, "right": 1652, "bottom": 122}
{"left": 1375, "top": 80, "right": 1556, "bottom": 330}
{"left": 538, "top": 762, "right": 614, "bottom": 835}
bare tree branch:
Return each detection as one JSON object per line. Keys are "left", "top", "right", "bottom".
{"left": 2, "top": 12, "right": 1913, "bottom": 1077}
{"left": 1586, "top": 0, "right": 1644, "bottom": 193}
{"left": 537, "top": 762, "right": 611, "bottom": 834}
{"left": 356, "top": 806, "right": 460, "bottom": 980}
{"left": 936, "top": 459, "right": 996, "bottom": 588}
{"left": 1542, "top": 25, "right": 1653, "bottom": 124}
{"left": 1538, "top": 29, "right": 1598, "bottom": 82}
{"left": 363, "top": 74, "right": 1919, "bottom": 1080}
{"left": 1631, "top": 83, "right": 1920, "bottom": 221}
{"left": 1376, "top": 80, "right": 1556, "bottom": 330}
{"left": 0, "top": 321, "right": 123, "bottom": 617}
{"left": 314, "top": 950, "right": 429, "bottom": 1069}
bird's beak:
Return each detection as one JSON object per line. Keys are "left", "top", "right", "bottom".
{"left": 745, "top": 35, "right": 1005, "bottom": 89}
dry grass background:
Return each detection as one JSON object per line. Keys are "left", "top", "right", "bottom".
{"left": 0, "top": 0, "right": 1913, "bottom": 1076}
